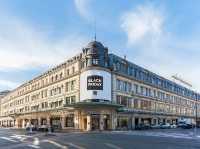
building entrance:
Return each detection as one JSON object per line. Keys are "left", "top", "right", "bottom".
{"left": 91, "top": 115, "right": 100, "bottom": 130}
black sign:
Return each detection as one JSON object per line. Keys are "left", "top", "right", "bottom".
{"left": 87, "top": 75, "right": 103, "bottom": 90}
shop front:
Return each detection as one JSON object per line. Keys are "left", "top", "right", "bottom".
{"left": 65, "top": 102, "right": 121, "bottom": 131}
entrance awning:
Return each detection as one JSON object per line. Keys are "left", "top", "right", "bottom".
{"left": 64, "top": 102, "right": 123, "bottom": 109}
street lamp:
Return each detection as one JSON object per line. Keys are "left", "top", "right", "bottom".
{"left": 131, "top": 91, "right": 135, "bottom": 130}
{"left": 194, "top": 96, "right": 198, "bottom": 136}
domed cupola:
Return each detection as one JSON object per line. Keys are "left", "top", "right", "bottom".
{"left": 82, "top": 41, "right": 109, "bottom": 68}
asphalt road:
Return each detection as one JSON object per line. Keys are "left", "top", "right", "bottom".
{"left": 0, "top": 128, "right": 200, "bottom": 149}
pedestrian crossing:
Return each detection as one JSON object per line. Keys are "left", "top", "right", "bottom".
{"left": 110, "top": 131, "right": 200, "bottom": 140}
{"left": 0, "top": 134, "right": 85, "bottom": 149}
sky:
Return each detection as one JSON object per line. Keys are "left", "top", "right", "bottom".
{"left": 0, "top": 0, "right": 200, "bottom": 92}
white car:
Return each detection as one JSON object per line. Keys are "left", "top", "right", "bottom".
{"left": 171, "top": 124, "right": 177, "bottom": 128}
{"left": 161, "top": 123, "right": 171, "bottom": 129}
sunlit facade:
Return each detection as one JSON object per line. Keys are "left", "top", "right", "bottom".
{"left": 0, "top": 41, "right": 199, "bottom": 131}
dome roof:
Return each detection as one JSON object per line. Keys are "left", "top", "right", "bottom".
{"left": 86, "top": 41, "right": 104, "bottom": 49}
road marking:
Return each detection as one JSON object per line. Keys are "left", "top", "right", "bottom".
{"left": 66, "top": 142, "right": 86, "bottom": 149}
{"left": 42, "top": 139, "right": 68, "bottom": 149}
{"left": 0, "top": 136, "right": 18, "bottom": 142}
{"left": 10, "top": 134, "right": 28, "bottom": 140}
{"left": 28, "top": 144, "right": 40, "bottom": 149}
{"left": 105, "top": 143, "right": 122, "bottom": 149}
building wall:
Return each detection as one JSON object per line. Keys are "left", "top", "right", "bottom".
{"left": 113, "top": 74, "right": 199, "bottom": 118}
{"left": 0, "top": 41, "right": 199, "bottom": 130}
{"left": 0, "top": 60, "right": 80, "bottom": 119}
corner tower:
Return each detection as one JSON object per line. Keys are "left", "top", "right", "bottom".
{"left": 81, "top": 41, "right": 109, "bottom": 68}
{"left": 80, "top": 41, "right": 111, "bottom": 102}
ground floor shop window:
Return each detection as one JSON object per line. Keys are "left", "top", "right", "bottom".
{"left": 117, "top": 117, "right": 128, "bottom": 129}
{"left": 51, "top": 117, "right": 61, "bottom": 129}
{"left": 65, "top": 115, "right": 74, "bottom": 127}
{"left": 41, "top": 119, "right": 47, "bottom": 125}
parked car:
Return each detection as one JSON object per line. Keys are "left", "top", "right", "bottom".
{"left": 171, "top": 124, "right": 177, "bottom": 128}
{"left": 161, "top": 123, "right": 171, "bottom": 129}
{"left": 135, "top": 124, "right": 151, "bottom": 130}
{"left": 181, "top": 124, "right": 194, "bottom": 129}
{"left": 177, "top": 121, "right": 186, "bottom": 127}
{"left": 151, "top": 124, "right": 161, "bottom": 129}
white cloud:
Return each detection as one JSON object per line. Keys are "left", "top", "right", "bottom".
{"left": 0, "top": 12, "right": 88, "bottom": 70}
{"left": 0, "top": 80, "right": 19, "bottom": 89}
{"left": 121, "top": 4, "right": 164, "bottom": 46}
{"left": 74, "top": 0, "right": 92, "bottom": 20}
{"left": 120, "top": 4, "right": 200, "bottom": 92}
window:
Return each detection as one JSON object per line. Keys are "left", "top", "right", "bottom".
{"left": 116, "top": 79, "right": 121, "bottom": 90}
{"left": 121, "top": 96, "right": 128, "bottom": 106}
{"left": 59, "top": 100, "right": 63, "bottom": 106}
{"left": 92, "top": 59, "right": 99, "bottom": 65}
{"left": 141, "top": 100, "right": 151, "bottom": 110}
{"left": 41, "top": 103, "right": 44, "bottom": 108}
{"left": 41, "top": 91, "right": 44, "bottom": 98}
{"left": 66, "top": 97, "right": 70, "bottom": 105}
{"left": 55, "top": 75, "right": 58, "bottom": 81}
{"left": 71, "top": 80, "right": 76, "bottom": 90}
{"left": 134, "top": 99, "right": 139, "bottom": 109}
{"left": 55, "top": 101, "right": 58, "bottom": 107}
{"left": 140, "top": 86, "right": 144, "bottom": 95}
{"left": 58, "top": 87, "right": 62, "bottom": 94}
{"left": 149, "top": 88, "right": 152, "bottom": 97}
{"left": 67, "top": 69, "right": 70, "bottom": 76}
{"left": 145, "top": 87, "right": 148, "bottom": 96}
{"left": 71, "top": 96, "right": 76, "bottom": 103}
{"left": 128, "top": 82, "right": 132, "bottom": 92}
{"left": 60, "top": 73, "right": 63, "bottom": 79}
{"left": 116, "top": 79, "right": 131, "bottom": 93}
{"left": 158, "top": 91, "right": 161, "bottom": 99}
{"left": 134, "top": 84, "right": 138, "bottom": 94}
{"left": 72, "top": 67, "right": 75, "bottom": 73}
{"left": 51, "top": 76, "right": 54, "bottom": 82}
{"left": 65, "top": 82, "right": 69, "bottom": 92}
{"left": 65, "top": 115, "right": 74, "bottom": 127}
{"left": 116, "top": 95, "right": 131, "bottom": 108}
{"left": 116, "top": 95, "right": 121, "bottom": 105}
{"left": 123, "top": 82, "right": 127, "bottom": 92}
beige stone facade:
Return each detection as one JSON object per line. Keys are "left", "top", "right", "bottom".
{"left": 0, "top": 41, "right": 199, "bottom": 131}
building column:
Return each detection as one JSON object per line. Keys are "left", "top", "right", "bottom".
{"left": 15, "top": 119, "right": 19, "bottom": 128}
{"left": 138, "top": 118, "right": 142, "bottom": 125}
{"left": 155, "top": 118, "right": 158, "bottom": 125}
{"left": 86, "top": 115, "right": 91, "bottom": 131}
{"left": 22, "top": 119, "right": 26, "bottom": 128}
{"left": 61, "top": 116, "right": 65, "bottom": 129}
{"left": 151, "top": 118, "right": 157, "bottom": 125}
{"left": 131, "top": 116, "right": 135, "bottom": 130}
{"left": 100, "top": 115, "right": 104, "bottom": 131}
{"left": 111, "top": 113, "right": 117, "bottom": 130}
{"left": 74, "top": 112, "right": 79, "bottom": 129}
{"left": 47, "top": 116, "right": 51, "bottom": 126}
{"left": 38, "top": 117, "right": 41, "bottom": 126}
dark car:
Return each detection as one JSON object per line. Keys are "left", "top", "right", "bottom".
{"left": 177, "top": 121, "right": 186, "bottom": 128}
{"left": 181, "top": 124, "right": 194, "bottom": 129}
{"left": 135, "top": 124, "right": 151, "bottom": 130}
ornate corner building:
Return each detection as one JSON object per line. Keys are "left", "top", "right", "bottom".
{"left": 0, "top": 41, "right": 200, "bottom": 131}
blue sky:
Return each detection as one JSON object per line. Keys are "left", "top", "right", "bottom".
{"left": 0, "top": 0, "right": 200, "bottom": 91}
